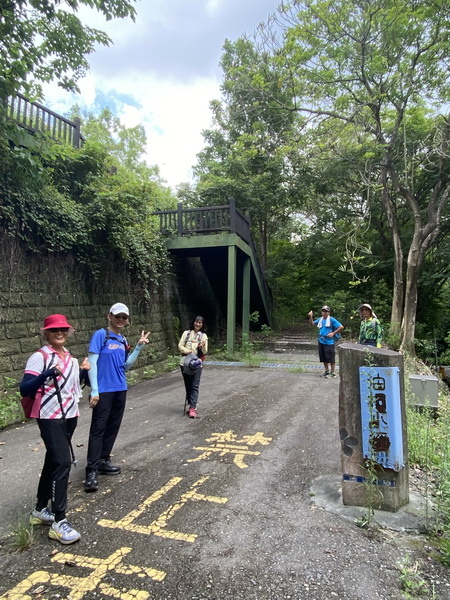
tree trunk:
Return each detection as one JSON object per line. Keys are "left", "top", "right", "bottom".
{"left": 400, "top": 240, "right": 421, "bottom": 355}
{"left": 380, "top": 164, "right": 404, "bottom": 337}
{"left": 390, "top": 229, "right": 404, "bottom": 339}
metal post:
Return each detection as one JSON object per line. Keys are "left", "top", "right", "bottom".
{"left": 177, "top": 202, "right": 184, "bottom": 236}
{"left": 242, "top": 256, "right": 250, "bottom": 338}
{"left": 229, "top": 197, "right": 237, "bottom": 233}
{"left": 73, "top": 117, "right": 81, "bottom": 148}
{"left": 227, "top": 245, "right": 237, "bottom": 354}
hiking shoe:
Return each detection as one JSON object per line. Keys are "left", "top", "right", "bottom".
{"left": 330, "top": 372, "right": 337, "bottom": 378}
{"left": 188, "top": 406, "right": 197, "bottom": 418}
{"left": 98, "top": 459, "right": 121, "bottom": 475}
{"left": 49, "top": 519, "right": 81, "bottom": 545}
{"left": 320, "top": 372, "right": 330, "bottom": 378}
{"left": 84, "top": 470, "right": 98, "bottom": 493}
{"left": 30, "top": 507, "right": 54, "bottom": 525}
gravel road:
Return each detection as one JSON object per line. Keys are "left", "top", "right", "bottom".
{"left": 1, "top": 353, "right": 449, "bottom": 599}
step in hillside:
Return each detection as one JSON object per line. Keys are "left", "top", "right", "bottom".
{"left": 258, "top": 334, "right": 317, "bottom": 353}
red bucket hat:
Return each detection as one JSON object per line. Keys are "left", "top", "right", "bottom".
{"left": 41, "top": 314, "right": 75, "bottom": 333}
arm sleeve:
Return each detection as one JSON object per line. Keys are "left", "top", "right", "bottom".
{"left": 376, "top": 321, "right": 383, "bottom": 347}
{"left": 87, "top": 353, "right": 99, "bottom": 396}
{"left": 20, "top": 369, "right": 58, "bottom": 397}
{"left": 178, "top": 331, "right": 191, "bottom": 355}
{"left": 124, "top": 345, "right": 143, "bottom": 371}
{"left": 359, "top": 322, "right": 364, "bottom": 343}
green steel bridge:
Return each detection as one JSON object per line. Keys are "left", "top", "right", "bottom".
{"left": 153, "top": 201, "right": 272, "bottom": 353}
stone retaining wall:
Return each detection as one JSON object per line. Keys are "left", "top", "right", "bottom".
{"left": 0, "top": 232, "right": 221, "bottom": 387}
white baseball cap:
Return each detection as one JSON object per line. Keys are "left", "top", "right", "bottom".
{"left": 109, "top": 302, "right": 129, "bottom": 316}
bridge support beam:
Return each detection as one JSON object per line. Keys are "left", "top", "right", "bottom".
{"left": 242, "top": 256, "right": 250, "bottom": 339}
{"left": 227, "top": 246, "right": 237, "bottom": 353}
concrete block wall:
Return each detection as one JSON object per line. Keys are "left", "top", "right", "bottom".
{"left": 0, "top": 233, "right": 220, "bottom": 387}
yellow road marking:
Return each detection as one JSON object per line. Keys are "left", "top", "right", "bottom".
{"left": 98, "top": 476, "right": 228, "bottom": 543}
{"left": 0, "top": 547, "right": 165, "bottom": 600}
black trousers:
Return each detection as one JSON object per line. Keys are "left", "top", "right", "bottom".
{"left": 36, "top": 417, "right": 78, "bottom": 522}
{"left": 180, "top": 366, "right": 202, "bottom": 408}
{"left": 86, "top": 390, "right": 127, "bottom": 473}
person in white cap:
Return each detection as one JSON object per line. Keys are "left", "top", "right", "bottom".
{"left": 84, "top": 303, "right": 150, "bottom": 492}
{"left": 358, "top": 304, "right": 383, "bottom": 348}
{"left": 308, "top": 306, "right": 344, "bottom": 378}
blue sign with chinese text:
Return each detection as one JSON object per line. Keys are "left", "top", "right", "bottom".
{"left": 359, "top": 366, "right": 404, "bottom": 471}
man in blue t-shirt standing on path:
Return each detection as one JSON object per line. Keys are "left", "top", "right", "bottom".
{"left": 308, "top": 305, "right": 344, "bottom": 378}
{"left": 84, "top": 303, "right": 150, "bottom": 493}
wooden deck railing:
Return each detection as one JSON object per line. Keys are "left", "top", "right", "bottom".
{"left": 153, "top": 201, "right": 270, "bottom": 301}
{"left": 153, "top": 201, "right": 251, "bottom": 244}
{"left": 5, "top": 93, "right": 84, "bottom": 148}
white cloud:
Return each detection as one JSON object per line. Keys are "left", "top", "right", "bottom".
{"left": 41, "top": 0, "right": 281, "bottom": 189}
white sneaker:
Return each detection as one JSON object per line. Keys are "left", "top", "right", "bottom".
{"left": 49, "top": 519, "right": 81, "bottom": 545}
{"left": 30, "top": 507, "right": 55, "bottom": 525}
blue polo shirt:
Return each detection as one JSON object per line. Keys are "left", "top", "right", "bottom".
{"left": 313, "top": 317, "right": 342, "bottom": 345}
{"left": 89, "top": 329, "right": 128, "bottom": 393}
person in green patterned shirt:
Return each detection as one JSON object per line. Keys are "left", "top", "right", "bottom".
{"left": 358, "top": 304, "right": 383, "bottom": 348}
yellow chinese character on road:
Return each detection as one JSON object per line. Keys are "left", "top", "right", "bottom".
{"left": 98, "top": 476, "right": 228, "bottom": 543}
{"left": 0, "top": 547, "right": 165, "bottom": 600}
{"left": 188, "top": 430, "right": 272, "bottom": 468}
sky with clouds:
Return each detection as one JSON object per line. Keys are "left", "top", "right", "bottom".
{"left": 42, "top": 0, "right": 281, "bottom": 190}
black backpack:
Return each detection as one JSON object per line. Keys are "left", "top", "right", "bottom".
{"left": 80, "top": 329, "right": 130, "bottom": 389}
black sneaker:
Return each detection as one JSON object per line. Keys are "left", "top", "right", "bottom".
{"left": 84, "top": 471, "right": 98, "bottom": 493}
{"left": 98, "top": 459, "right": 121, "bottom": 475}
{"left": 320, "top": 371, "right": 330, "bottom": 378}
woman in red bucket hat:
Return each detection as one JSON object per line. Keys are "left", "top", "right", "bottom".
{"left": 19, "top": 314, "right": 89, "bottom": 545}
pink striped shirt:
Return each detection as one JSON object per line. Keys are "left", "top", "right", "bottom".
{"left": 24, "top": 345, "right": 81, "bottom": 419}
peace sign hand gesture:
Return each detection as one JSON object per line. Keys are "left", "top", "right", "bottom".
{"left": 138, "top": 330, "right": 151, "bottom": 345}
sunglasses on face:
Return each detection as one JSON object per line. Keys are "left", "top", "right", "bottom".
{"left": 113, "top": 314, "right": 128, "bottom": 320}
{"left": 321, "top": 310, "right": 329, "bottom": 313}
{"left": 48, "top": 328, "right": 69, "bottom": 333}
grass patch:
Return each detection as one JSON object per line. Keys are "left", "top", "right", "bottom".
{"left": 0, "top": 377, "right": 24, "bottom": 429}
{"left": 3, "top": 514, "right": 35, "bottom": 553}
{"left": 404, "top": 355, "right": 450, "bottom": 561}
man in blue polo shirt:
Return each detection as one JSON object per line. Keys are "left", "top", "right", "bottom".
{"left": 308, "top": 305, "right": 344, "bottom": 378}
{"left": 84, "top": 303, "right": 150, "bottom": 493}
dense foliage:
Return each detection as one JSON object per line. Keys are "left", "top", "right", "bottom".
{"left": 191, "top": 0, "right": 450, "bottom": 362}
{"left": 0, "top": 0, "right": 136, "bottom": 99}
{"left": 0, "top": 120, "right": 173, "bottom": 299}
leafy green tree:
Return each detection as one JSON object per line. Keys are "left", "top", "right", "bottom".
{"left": 0, "top": 0, "right": 136, "bottom": 100}
{"left": 246, "top": 0, "right": 450, "bottom": 353}
{"left": 66, "top": 106, "right": 177, "bottom": 210}
{"left": 194, "top": 38, "right": 306, "bottom": 269}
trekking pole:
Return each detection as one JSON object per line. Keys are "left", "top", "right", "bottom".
{"left": 52, "top": 374, "right": 77, "bottom": 466}
{"left": 183, "top": 397, "right": 187, "bottom": 416}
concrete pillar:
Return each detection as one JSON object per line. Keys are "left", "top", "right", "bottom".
{"left": 242, "top": 256, "right": 250, "bottom": 338}
{"left": 226, "top": 245, "right": 237, "bottom": 354}
{"left": 338, "top": 343, "right": 409, "bottom": 512}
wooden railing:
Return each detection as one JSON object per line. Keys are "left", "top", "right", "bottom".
{"left": 5, "top": 93, "right": 84, "bottom": 148}
{"left": 153, "top": 200, "right": 251, "bottom": 244}
{"left": 153, "top": 201, "right": 270, "bottom": 301}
